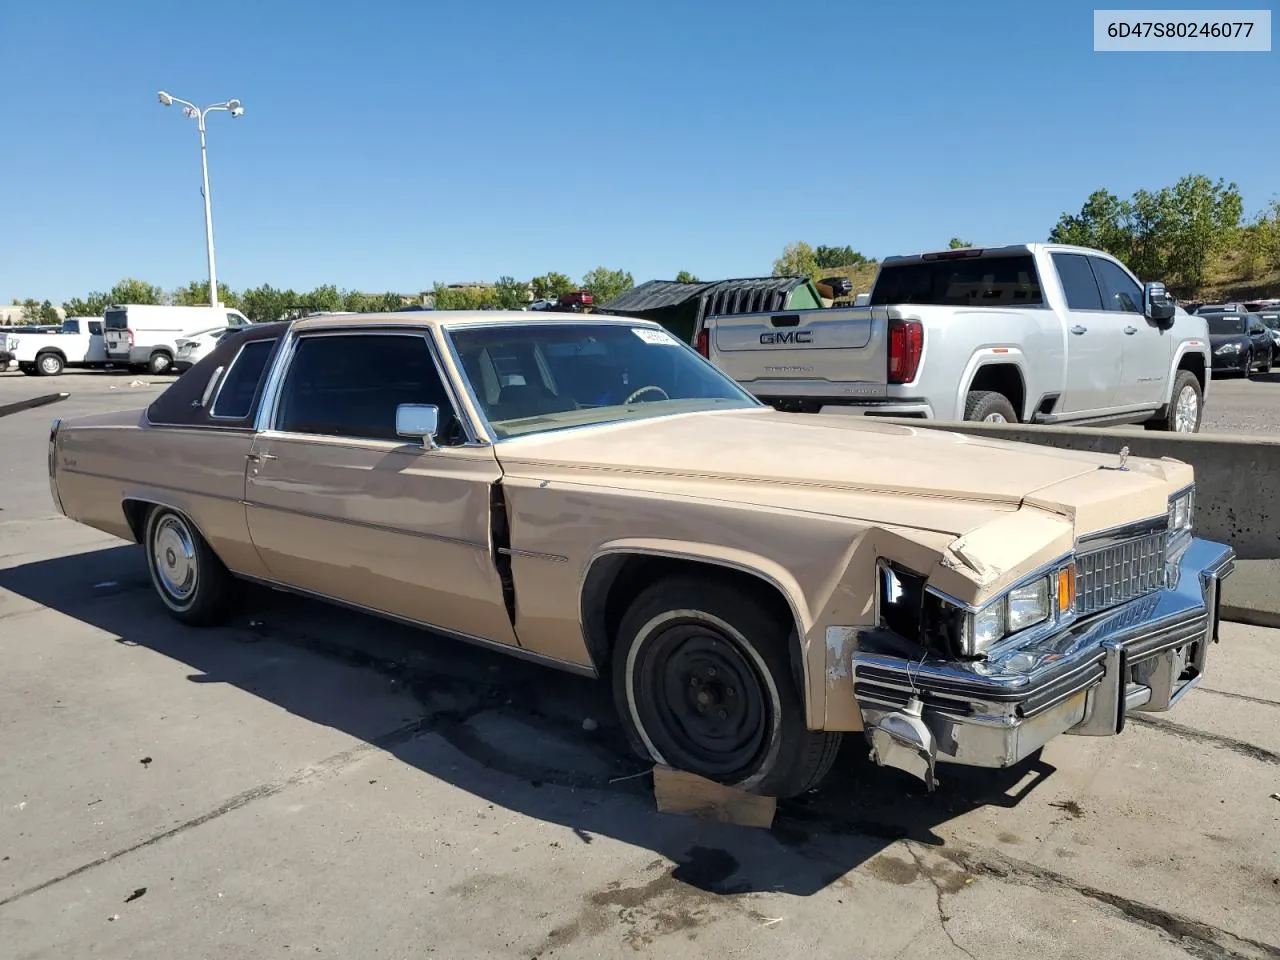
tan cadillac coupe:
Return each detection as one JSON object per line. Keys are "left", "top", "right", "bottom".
{"left": 48, "top": 312, "right": 1234, "bottom": 796}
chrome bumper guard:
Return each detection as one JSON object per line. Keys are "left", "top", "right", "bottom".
{"left": 853, "top": 538, "right": 1234, "bottom": 788}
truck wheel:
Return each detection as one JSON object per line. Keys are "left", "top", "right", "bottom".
{"left": 143, "top": 507, "right": 235, "bottom": 626}
{"left": 147, "top": 351, "right": 174, "bottom": 375}
{"left": 964, "top": 390, "right": 1018, "bottom": 423}
{"left": 1257, "top": 348, "right": 1273, "bottom": 375}
{"left": 611, "top": 576, "right": 841, "bottom": 798}
{"left": 36, "top": 352, "right": 65, "bottom": 376}
{"left": 1145, "top": 370, "right": 1202, "bottom": 433}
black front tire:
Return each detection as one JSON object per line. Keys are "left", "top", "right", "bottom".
{"left": 1256, "top": 349, "right": 1273, "bottom": 375}
{"left": 35, "top": 352, "right": 64, "bottom": 376}
{"left": 143, "top": 507, "right": 235, "bottom": 626}
{"left": 147, "top": 352, "right": 174, "bottom": 376}
{"left": 1144, "top": 369, "right": 1202, "bottom": 433}
{"left": 964, "top": 390, "right": 1018, "bottom": 423}
{"left": 611, "top": 576, "right": 841, "bottom": 798}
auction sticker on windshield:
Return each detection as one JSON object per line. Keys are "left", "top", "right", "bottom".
{"left": 633, "top": 328, "right": 680, "bottom": 345}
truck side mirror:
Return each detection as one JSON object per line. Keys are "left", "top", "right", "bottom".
{"left": 1144, "top": 282, "right": 1176, "bottom": 325}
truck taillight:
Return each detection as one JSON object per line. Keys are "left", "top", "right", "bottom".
{"left": 887, "top": 318, "right": 923, "bottom": 384}
{"left": 695, "top": 329, "right": 709, "bottom": 357}
{"left": 126, "top": 328, "right": 135, "bottom": 346}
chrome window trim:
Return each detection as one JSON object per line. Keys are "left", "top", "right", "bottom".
{"left": 209, "top": 340, "right": 276, "bottom": 421}
{"left": 253, "top": 326, "right": 481, "bottom": 446}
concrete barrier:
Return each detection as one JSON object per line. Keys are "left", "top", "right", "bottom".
{"left": 879, "top": 419, "right": 1279, "bottom": 561}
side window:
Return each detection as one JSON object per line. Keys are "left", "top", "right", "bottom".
{"left": 88, "top": 321, "right": 103, "bottom": 335}
{"left": 1051, "top": 253, "right": 1104, "bottom": 311}
{"left": 275, "top": 334, "right": 459, "bottom": 443}
{"left": 226, "top": 312, "right": 247, "bottom": 327}
{"left": 1089, "top": 257, "right": 1143, "bottom": 314}
{"left": 211, "top": 339, "right": 276, "bottom": 419}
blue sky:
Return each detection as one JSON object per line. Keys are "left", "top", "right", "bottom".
{"left": 1, "top": 0, "right": 1276, "bottom": 303}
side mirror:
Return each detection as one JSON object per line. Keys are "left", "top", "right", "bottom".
{"left": 396, "top": 403, "right": 439, "bottom": 450}
{"left": 1144, "top": 281, "right": 1177, "bottom": 324}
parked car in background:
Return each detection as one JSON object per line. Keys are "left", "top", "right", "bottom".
{"left": 8, "top": 316, "right": 107, "bottom": 376}
{"left": 174, "top": 326, "right": 235, "bottom": 373}
{"left": 704, "top": 243, "right": 1211, "bottom": 432}
{"left": 1195, "top": 302, "right": 1248, "bottom": 315}
{"left": 47, "top": 311, "right": 1234, "bottom": 796}
{"left": 1253, "top": 308, "right": 1280, "bottom": 352}
{"left": 103, "top": 304, "right": 251, "bottom": 375}
{"left": 1206, "top": 312, "right": 1273, "bottom": 376}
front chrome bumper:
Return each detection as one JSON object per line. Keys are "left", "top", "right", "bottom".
{"left": 852, "top": 537, "right": 1234, "bottom": 786}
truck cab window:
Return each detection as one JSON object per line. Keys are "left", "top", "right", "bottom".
{"left": 1088, "top": 257, "right": 1142, "bottom": 314}
{"left": 1051, "top": 253, "right": 1105, "bottom": 311}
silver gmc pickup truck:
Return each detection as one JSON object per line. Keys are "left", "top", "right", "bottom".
{"left": 704, "top": 243, "right": 1212, "bottom": 433}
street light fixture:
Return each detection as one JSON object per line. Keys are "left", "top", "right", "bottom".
{"left": 156, "top": 90, "right": 245, "bottom": 309}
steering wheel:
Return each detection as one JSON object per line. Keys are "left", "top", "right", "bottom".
{"left": 624, "top": 385, "right": 670, "bottom": 404}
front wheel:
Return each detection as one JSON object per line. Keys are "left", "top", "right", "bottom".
{"left": 1257, "top": 349, "right": 1273, "bottom": 375}
{"left": 36, "top": 352, "right": 64, "bottom": 376}
{"left": 144, "top": 507, "right": 235, "bottom": 626}
{"left": 1145, "top": 370, "right": 1202, "bottom": 433}
{"left": 611, "top": 577, "right": 841, "bottom": 798}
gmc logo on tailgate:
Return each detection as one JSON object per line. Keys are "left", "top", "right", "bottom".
{"left": 759, "top": 330, "right": 813, "bottom": 345}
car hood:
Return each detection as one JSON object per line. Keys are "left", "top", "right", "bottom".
{"left": 494, "top": 409, "right": 1188, "bottom": 539}
{"left": 1209, "top": 333, "right": 1249, "bottom": 347}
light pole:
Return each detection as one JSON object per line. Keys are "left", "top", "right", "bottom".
{"left": 157, "top": 91, "right": 245, "bottom": 309}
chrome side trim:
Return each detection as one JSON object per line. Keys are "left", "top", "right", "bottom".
{"left": 233, "top": 573, "right": 597, "bottom": 678}
{"left": 498, "top": 547, "right": 569, "bottom": 563}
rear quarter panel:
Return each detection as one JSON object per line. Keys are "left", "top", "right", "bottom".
{"left": 54, "top": 411, "right": 266, "bottom": 577}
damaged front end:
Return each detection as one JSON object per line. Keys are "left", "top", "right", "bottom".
{"left": 850, "top": 488, "right": 1234, "bottom": 789}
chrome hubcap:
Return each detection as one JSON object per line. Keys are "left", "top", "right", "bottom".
{"left": 152, "top": 515, "right": 197, "bottom": 601}
{"left": 1174, "top": 385, "right": 1198, "bottom": 433}
{"left": 982, "top": 412, "right": 1008, "bottom": 423}
{"left": 40, "top": 357, "right": 59, "bottom": 374}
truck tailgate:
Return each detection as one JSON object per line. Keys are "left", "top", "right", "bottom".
{"left": 709, "top": 307, "right": 888, "bottom": 398}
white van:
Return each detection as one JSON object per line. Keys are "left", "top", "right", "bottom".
{"left": 103, "top": 304, "right": 251, "bottom": 374}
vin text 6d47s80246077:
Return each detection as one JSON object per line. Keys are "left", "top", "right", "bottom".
{"left": 48, "top": 311, "right": 1234, "bottom": 795}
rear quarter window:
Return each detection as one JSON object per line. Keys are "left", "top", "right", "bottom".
{"left": 211, "top": 339, "right": 277, "bottom": 419}
{"left": 871, "top": 255, "right": 1043, "bottom": 307}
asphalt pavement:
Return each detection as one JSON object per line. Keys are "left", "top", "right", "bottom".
{"left": 1, "top": 369, "right": 1278, "bottom": 959}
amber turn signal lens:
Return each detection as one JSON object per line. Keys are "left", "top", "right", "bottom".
{"left": 1057, "top": 565, "right": 1076, "bottom": 613}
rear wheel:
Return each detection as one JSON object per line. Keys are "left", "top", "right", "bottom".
{"left": 964, "top": 390, "right": 1018, "bottom": 423}
{"left": 611, "top": 576, "right": 841, "bottom": 798}
{"left": 36, "top": 352, "right": 64, "bottom": 376}
{"left": 143, "top": 507, "right": 235, "bottom": 626}
{"left": 147, "top": 351, "right": 173, "bottom": 375}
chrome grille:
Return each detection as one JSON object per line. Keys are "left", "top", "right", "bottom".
{"left": 1075, "top": 530, "right": 1167, "bottom": 616}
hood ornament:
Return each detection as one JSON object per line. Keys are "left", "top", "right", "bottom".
{"left": 1102, "top": 445, "right": 1130, "bottom": 472}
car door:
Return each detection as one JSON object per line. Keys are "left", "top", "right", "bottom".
{"left": 1247, "top": 315, "right": 1273, "bottom": 364}
{"left": 1089, "top": 255, "right": 1170, "bottom": 407}
{"left": 243, "top": 328, "right": 519, "bottom": 647}
{"left": 1051, "top": 252, "right": 1123, "bottom": 413}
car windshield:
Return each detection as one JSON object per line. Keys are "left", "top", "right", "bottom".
{"left": 446, "top": 322, "right": 759, "bottom": 439}
{"left": 1207, "top": 314, "right": 1247, "bottom": 335}
{"left": 1258, "top": 313, "right": 1280, "bottom": 330}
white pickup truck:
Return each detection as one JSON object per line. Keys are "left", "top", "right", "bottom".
{"left": 703, "top": 243, "right": 1213, "bottom": 432}
{"left": 9, "top": 317, "right": 108, "bottom": 376}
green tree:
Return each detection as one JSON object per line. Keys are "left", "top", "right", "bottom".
{"left": 107, "top": 278, "right": 163, "bottom": 305}
{"left": 814, "top": 244, "right": 868, "bottom": 268}
{"left": 240, "top": 284, "right": 296, "bottom": 323}
{"left": 300, "top": 284, "right": 343, "bottom": 314}
{"left": 20, "top": 298, "right": 58, "bottom": 324}
{"left": 948, "top": 237, "right": 973, "bottom": 249}
{"left": 63, "top": 291, "right": 110, "bottom": 317}
{"left": 1049, "top": 189, "right": 1134, "bottom": 259}
{"left": 530, "top": 271, "right": 576, "bottom": 300}
{"left": 581, "top": 267, "right": 633, "bottom": 305}
{"left": 772, "top": 241, "right": 820, "bottom": 279}
{"left": 1162, "top": 175, "right": 1243, "bottom": 291}
{"left": 674, "top": 270, "right": 701, "bottom": 284}
{"left": 171, "top": 279, "right": 242, "bottom": 309}
{"left": 493, "top": 276, "right": 528, "bottom": 310}
{"left": 432, "top": 283, "right": 497, "bottom": 311}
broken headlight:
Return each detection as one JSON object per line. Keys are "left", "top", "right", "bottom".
{"left": 880, "top": 561, "right": 1076, "bottom": 660}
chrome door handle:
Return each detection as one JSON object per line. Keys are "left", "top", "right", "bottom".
{"left": 246, "top": 453, "right": 277, "bottom": 463}
{"left": 1123, "top": 326, "right": 1138, "bottom": 335}
{"left": 1069, "top": 325, "right": 1088, "bottom": 335}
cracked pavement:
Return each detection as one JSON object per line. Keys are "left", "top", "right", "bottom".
{"left": 2, "top": 373, "right": 1279, "bottom": 959}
